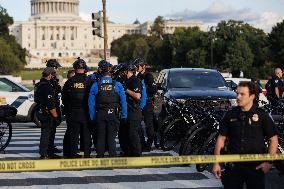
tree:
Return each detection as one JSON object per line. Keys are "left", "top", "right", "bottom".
{"left": 223, "top": 38, "right": 254, "bottom": 76}
{"left": 132, "top": 37, "right": 149, "bottom": 59}
{"left": 268, "top": 20, "right": 284, "bottom": 67}
{"left": 0, "top": 5, "right": 27, "bottom": 73}
{"left": 0, "top": 6, "right": 13, "bottom": 36}
{"left": 150, "top": 16, "right": 165, "bottom": 39}
{"left": 0, "top": 38, "right": 24, "bottom": 74}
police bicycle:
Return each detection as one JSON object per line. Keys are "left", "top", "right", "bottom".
{"left": 0, "top": 105, "right": 17, "bottom": 151}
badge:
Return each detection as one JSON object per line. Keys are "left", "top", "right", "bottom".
{"left": 275, "top": 80, "right": 279, "bottom": 83}
{"left": 249, "top": 118, "right": 252, "bottom": 125}
{"left": 252, "top": 114, "right": 259, "bottom": 122}
{"left": 230, "top": 118, "right": 237, "bottom": 122}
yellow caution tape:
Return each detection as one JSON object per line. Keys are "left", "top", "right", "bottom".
{"left": 0, "top": 154, "right": 284, "bottom": 172}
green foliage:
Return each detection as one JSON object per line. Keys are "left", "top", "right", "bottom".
{"left": 268, "top": 20, "right": 284, "bottom": 67}
{"left": 0, "top": 37, "right": 24, "bottom": 74}
{"left": 110, "top": 16, "right": 284, "bottom": 79}
{"left": 150, "top": 16, "right": 165, "bottom": 39}
{"left": 0, "top": 5, "right": 26, "bottom": 74}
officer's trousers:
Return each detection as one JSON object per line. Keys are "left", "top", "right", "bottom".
{"left": 50, "top": 106, "right": 61, "bottom": 150}
{"left": 63, "top": 110, "right": 91, "bottom": 157}
{"left": 39, "top": 117, "right": 54, "bottom": 156}
{"left": 222, "top": 163, "right": 265, "bottom": 189}
{"left": 127, "top": 110, "right": 142, "bottom": 157}
{"left": 95, "top": 109, "right": 119, "bottom": 157}
{"left": 139, "top": 102, "right": 155, "bottom": 149}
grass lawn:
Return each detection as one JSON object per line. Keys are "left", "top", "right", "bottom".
{"left": 14, "top": 68, "right": 97, "bottom": 80}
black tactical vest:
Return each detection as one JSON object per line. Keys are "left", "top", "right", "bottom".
{"left": 69, "top": 75, "right": 89, "bottom": 109}
{"left": 96, "top": 81, "right": 120, "bottom": 110}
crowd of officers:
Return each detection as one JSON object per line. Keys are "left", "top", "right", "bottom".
{"left": 34, "top": 58, "right": 157, "bottom": 159}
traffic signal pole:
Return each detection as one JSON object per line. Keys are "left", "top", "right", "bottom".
{"left": 102, "top": 0, "right": 108, "bottom": 60}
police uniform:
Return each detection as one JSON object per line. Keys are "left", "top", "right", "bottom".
{"left": 62, "top": 73, "right": 92, "bottom": 158}
{"left": 34, "top": 74, "right": 57, "bottom": 158}
{"left": 270, "top": 75, "right": 284, "bottom": 105}
{"left": 49, "top": 75, "right": 62, "bottom": 153}
{"left": 88, "top": 76, "right": 127, "bottom": 157}
{"left": 124, "top": 74, "right": 143, "bottom": 156}
{"left": 137, "top": 71, "right": 157, "bottom": 150}
{"left": 219, "top": 105, "right": 278, "bottom": 189}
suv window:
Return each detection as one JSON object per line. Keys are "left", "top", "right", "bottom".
{"left": 168, "top": 71, "right": 227, "bottom": 89}
{"left": 0, "top": 78, "right": 28, "bottom": 92}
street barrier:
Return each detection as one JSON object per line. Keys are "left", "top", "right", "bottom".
{"left": 0, "top": 154, "right": 284, "bottom": 172}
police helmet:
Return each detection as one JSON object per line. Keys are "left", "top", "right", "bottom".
{"left": 73, "top": 57, "right": 88, "bottom": 70}
{"left": 126, "top": 63, "right": 137, "bottom": 72}
{"left": 132, "top": 58, "right": 146, "bottom": 66}
{"left": 98, "top": 60, "right": 110, "bottom": 68}
{"left": 46, "top": 59, "right": 62, "bottom": 68}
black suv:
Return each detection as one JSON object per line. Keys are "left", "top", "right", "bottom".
{"left": 155, "top": 68, "right": 237, "bottom": 118}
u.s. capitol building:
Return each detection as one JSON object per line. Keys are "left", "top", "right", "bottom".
{"left": 9, "top": 0, "right": 202, "bottom": 68}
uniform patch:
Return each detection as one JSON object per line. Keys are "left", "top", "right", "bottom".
{"left": 275, "top": 80, "right": 279, "bottom": 83}
{"left": 134, "top": 88, "right": 139, "bottom": 92}
{"left": 252, "top": 114, "right": 259, "bottom": 122}
{"left": 48, "top": 95, "right": 53, "bottom": 99}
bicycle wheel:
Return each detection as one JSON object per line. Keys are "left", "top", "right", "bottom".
{"left": 181, "top": 126, "right": 210, "bottom": 156}
{"left": 0, "top": 121, "right": 12, "bottom": 151}
{"left": 154, "top": 116, "right": 174, "bottom": 149}
{"left": 160, "top": 119, "right": 185, "bottom": 151}
{"left": 196, "top": 132, "right": 217, "bottom": 172}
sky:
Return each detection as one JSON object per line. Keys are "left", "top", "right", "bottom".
{"left": 0, "top": 0, "right": 284, "bottom": 32}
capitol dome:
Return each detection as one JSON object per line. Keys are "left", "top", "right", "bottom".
{"left": 30, "top": 0, "right": 80, "bottom": 20}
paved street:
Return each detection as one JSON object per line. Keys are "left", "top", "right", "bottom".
{"left": 0, "top": 122, "right": 222, "bottom": 188}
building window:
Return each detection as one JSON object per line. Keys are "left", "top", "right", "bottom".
{"left": 42, "top": 43, "right": 45, "bottom": 47}
{"left": 80, "top": 52, "right": 83, "bottom": 56}
{"left": 28, "top": 34, "right": 31, "bottom": 39}
{"left": 51, "top": 53, "right": 54, "bottom": 57}
{"left": 71, "top": 43, "right": 74, "bottom": 47}
{"left": 42, "top": 34, "right": 45, "bottom": 40}
{"left": 37, "top": 52, "right": 40, "bottom": 56}
{"left": 66, "top": 52, "right": 69, "bottom": 56}
{"left": 28, "top": 43, "right": 30, "bottom": 47}
{"left": 99, "top": 44, "right": 101, "bottom": 49}
{"left": 84, "top": 35, "right": 87, "bottom": 39}
{"left": 44, "top": 53, "right": 47, "bottom": 56}
{"left": 58, "top": 53, "right": 62, "bottom": 57}
{"left": 50, "top": 34, "right": 54, "bottom": 40}
{"left": 93, "top": 45, "right": 96, "bottom": 48}
{"left": 71, "top": 34, "right": 74, "bottom": 40}
{"left": 85, "top": 44, "right": 87, "bottom": 47}
{"left": 57, "top": 34, "right": 60, "bottom": 40}
{"left": 62, "top": 34, "right": 65, "bottom": 40}
{"left": 63, "top": 43, "right": 65, "bottom": 47}
{"left": 28, "top": 28, "right": 30, "bottom": 31}
{"left": 17, "top": 30, "right": 19, "bottom": 33}
{"left": 73, "top": 52, "right": 76, "bottom": 56}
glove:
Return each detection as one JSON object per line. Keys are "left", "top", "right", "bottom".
{"left": 53, "top": 117, "right": 62, "bottom": 127}
{"left": 120, "top": 118, "right": 127, "bottom": 126}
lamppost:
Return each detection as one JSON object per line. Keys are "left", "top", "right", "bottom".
{"left": 209, "top": 26, "right": 216, "bottom": 68}
{"left": 102, "top": 0, "right": 108, "bottom": 60}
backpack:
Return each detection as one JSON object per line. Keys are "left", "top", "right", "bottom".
{"left": 0, "top": 105, "right": 17, "bottom": 118}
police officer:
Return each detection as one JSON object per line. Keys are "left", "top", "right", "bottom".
{"left": 269, "top": 68, "right": 284, "bottom": 106}
{"left": 213, "top": 81, "right": 278, "bottom": 189}
{"left": 121, "top": 63, "right": 143, "bottom": 157}
{"left": 88, "top": 61, "right": 127, "bottom": 158}
{"left": 46, "top": 59, "right": 62, "bottom": 154}
{"left": 88, "top": 59, "right": 107, "bottom": 81}
{"left": 133, "top": 58, "right": 156, "bottom": 151}
{"left": 34, "top": 67, "right": 61, "bottom": 159}
{"left": 62, "top": 58, "right": 92, "bottom": 158}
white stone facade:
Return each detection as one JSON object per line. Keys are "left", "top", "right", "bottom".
{"left": 9, "top": 0, "right": 202, "bottom": 68}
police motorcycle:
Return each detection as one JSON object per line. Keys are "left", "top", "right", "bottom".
{"left": 0, "top": 105, "right": 17, "bottom": 151}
